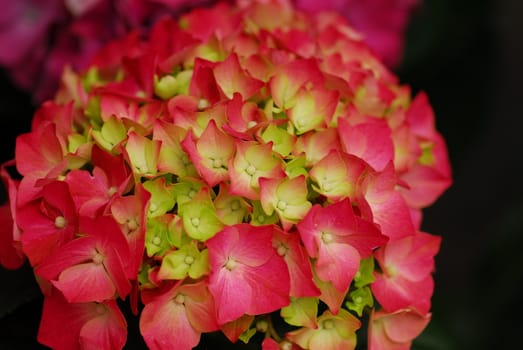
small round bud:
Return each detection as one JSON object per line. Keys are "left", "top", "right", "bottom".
{"left": 276, "top": 200, "right": 287, "bottom": 211}
{"left": 212, "top": 158, "right": 223, "bottom": 168}
{"left": 245, "top": 164, "right": 257, "bottom": 176}
{"left": 92, "top": 252, "right": 104, "bottom": 265}
{"left": 224, "top": 257, "right": 237, "bottom": 271}
{"left": 127, "top": 219, "right": 138, "bottom": 232}
{"left": 230, "top": 200, "right": 241, "bottom": 211}
{"left": 321, "top": 232, "right": 334, "bottom": 244}
{"left": 191, "top": 217, "right": 200, "bottom": 227}
{"left": 174, "top": 294, "right": 185, "bottom": 304}
{"left": 54, "top": 216, "right": 67, "bottom": 229}
{"left": 184, "top": 255, "right": 195, "bottom": 265}
{"left": 107, "top": 186, "right": 118, "bottom": 196}
{"left": 256, "top": 319, "right": 268, "bottom": 332}
{"left": 276, "top": 244, "right": 288, "bottom": 257}
{"left": 322, "top": 319, "right": 335, "bottom": 329}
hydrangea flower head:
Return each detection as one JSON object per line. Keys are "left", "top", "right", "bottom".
{"left": 0, "top": 1, "right": 451, "bottom": 349}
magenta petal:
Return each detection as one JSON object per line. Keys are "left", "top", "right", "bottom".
{"left": 296, "top": 204, "right": 321, "bottom": 257}
{"left": 399, "top": 164, "right": 452, "bottom": 209}
{"left": 36, "top": 236, "right": 98, "bottom": 280}
{"left": 384, "top": 233, "right": 441, "bottom": 281}
{"left": 339, "top": 118, "right": 394, "bottom": 171}
{"left": 15, "top": 122, "right": 64, "bottom": 176}
{"left": 140, "top": 298, "right": 201, "bottom": 350}
{"left": 274, "top": 229, "right": 319, "bottom": 297}
{"left": 53, "top": 263, "right": 116, "bottom": 303}
{"left": 230, "top": 225, "right": 274, "bottom": 266}
{"left": 209, "top": 264, "right": 253, "bottom": 324}
{"left": 79, "top": 301, "right": 128, "bottom": 350}
{"left": 65, "top": 168, "right": 112, "bottom": 216}
{"left": 178, "top": 283, "right": 219, "bottom": 333}
{"left": 209, "top": 225, "right": 272, "bottom": 268}
{"left": 207, "top": 224, "right": 290, "bottom": 324}
{"left": 244, "top": 253, "right": 291, "bottom": 313}
{"left": 38, "top": 290, "right": 127, "bottom": 350}
{"left": 371, "top": 273, "right": 433, "bottom": 314}
{"left": 316, "top": 242, "right": 360, "bottom": 292}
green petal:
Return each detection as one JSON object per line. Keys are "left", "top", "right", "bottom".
{"left": 143, "top": 178, "right": 176, "bottom": 218}
{"left": 354, "top": 256, "right": 375, "bottom": 288}
{"left": 345, "top": 286, "right": 374, "bottom": 317}
{"left": 281, "top": 297, "right": 319, "bottom": 328}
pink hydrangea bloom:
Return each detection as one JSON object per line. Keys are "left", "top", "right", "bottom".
{"left": 0, "top": 1, "right": 450, "bottom": 348}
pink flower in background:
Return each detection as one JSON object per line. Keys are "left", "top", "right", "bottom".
{"left": 0, "top": 1, "right": 65, "bottom": 79}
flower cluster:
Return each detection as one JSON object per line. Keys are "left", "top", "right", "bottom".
{"left": 0, "top": 0, "right": 213, "bottom": 102}
{"left": 0, "top": 0, "right": 418, "bottom": 103}
{"left": 0, "top": 0, "right": 451, "bottom": 349}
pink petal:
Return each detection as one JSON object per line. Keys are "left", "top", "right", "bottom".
{"left": 140, "top": 296, "right": 201, "bottom": 350}
{"left": 209, "top": 264, "right": 253, "bottom": 324}
{"left": 338, "top": 117, "right": 394, "bottom": 171}
{"left": 371, "top": 273, "right": 433, "bottom": 314}
{"left": 53, "top": 263, "right": 116, "bottom": 303}
{"left": 316, "top": 242, "right": 360, "bottom": 292}
{"left": 213, "top": 52, "right": 264, "bottom": 99}
{"left": 78, "top": 301, "right": 128, "bottom": 350}
{"left": 38, "top": 289, "right": 127, "bottom": 350}
{"left": 274, "top": 229, "right": 319, "bottom": 297}
{"left": 382, "top": 310, "right": 431, "bottom": 343}
{"left": 15, "top": 122, "right": 64, "bottom": 176}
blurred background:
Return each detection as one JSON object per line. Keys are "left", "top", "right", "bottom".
{"left": 1, "top": 0, "right": 522, "bottom": 348}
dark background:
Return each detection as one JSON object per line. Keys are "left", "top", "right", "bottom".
{"left": 1, "top": 0, "right": 522, "bottom": 348}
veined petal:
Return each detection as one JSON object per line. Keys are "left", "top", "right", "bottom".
{"left": 316, "top": 242, "right": 360, "bottom": 292}
{"left": 53, "top": 263, "right": 116, "bottom": 303}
